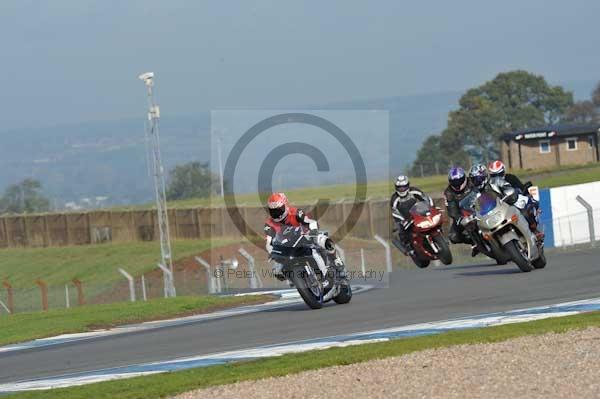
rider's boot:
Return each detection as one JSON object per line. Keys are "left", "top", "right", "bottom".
{"left": 471, "top": 245, "right": 479, "bottom": 257}
{"left": 330, "top": 256, "right": 348, "bottom": 284}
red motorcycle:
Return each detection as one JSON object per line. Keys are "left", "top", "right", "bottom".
{"left": 395, "top": 201, "right": 453, "bottom": 268}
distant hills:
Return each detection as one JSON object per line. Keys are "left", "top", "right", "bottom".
{"left": 0, "top": 79, "right": 594, "bottom": 208}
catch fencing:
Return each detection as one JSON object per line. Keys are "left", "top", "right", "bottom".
{"left": 0, "top": 199, "right": 406, "bottom": 249}
{"left": 0, "top": 240, "right": 399, "bottom": 314}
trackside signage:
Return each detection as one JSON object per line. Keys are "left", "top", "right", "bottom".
{"left": 514, "top": 131, "right": 557, "bottom": 141}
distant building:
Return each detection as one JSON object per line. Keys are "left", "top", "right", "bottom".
{"left": 501, "top": 124, "right": 600, "bottom": 169}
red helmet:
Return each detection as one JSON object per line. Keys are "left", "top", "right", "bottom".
{"left": 488, "top": 160, "right": 506, "bottom": 178}
{"left": 267, "top": 192, "right": 289, "bottom": 222}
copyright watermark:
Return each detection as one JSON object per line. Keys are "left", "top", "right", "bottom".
{"left": 211, "top": 110, "right": 390, "bottom": 247}
{"left": 214, "top": 268, "right": 388, "bottom": 283}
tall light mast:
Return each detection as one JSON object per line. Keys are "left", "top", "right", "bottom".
{"left": 138, "top": 72, "right": 175, "bottom": 288}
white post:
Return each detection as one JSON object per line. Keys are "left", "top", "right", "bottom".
{"left": 118, "top": 268, "right": 136, "bottom": 302}
{"left": 65, "top": 284, "right": 70, "bottom": 308}
{"left": 141, "top": 275, "right": 147, "bottom": 301}
{"left": 374, "top": 234, "right": 393, "bottom": 273}
{"left": 0, "top": 299, "right": 10, "bottom": 314}
{"left": 157, "top": 263, "right": 176, "bottom": 298}
{"left": 238, "top": 248, "right": 261, "bottom": 289}
{"left": 195, "top": 256, "right": 218, "bottom": 294}
{"left": 576, "top": 195, "right": 596, "bottom": 246}
{"left": 360, "top": 248, "right": 366, "bottom": 275}
{"left": 216, "top": 128, "right": 225, "bottom": 199}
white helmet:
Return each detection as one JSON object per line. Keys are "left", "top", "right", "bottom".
{"left": 395, "top": 175, "right": 410, "bottom": 198}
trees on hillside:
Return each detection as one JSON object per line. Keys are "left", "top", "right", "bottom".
{"left": 166, "top": 161, "right": 222, "bottom": 201}
{"left": 411, "top": 70, "right": 574, "bottom": 175}
{"left": 0, "top": 179, "right": 51, "bottom": 214}
{"left": 563, "top": 100, "right": 598, "bottom": 124}
{"left": 563, "top": 81, "right": 600, "bottom": 124}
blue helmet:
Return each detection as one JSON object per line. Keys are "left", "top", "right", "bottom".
{"left": 448, "top": 167, "right": 467, "bottom": 192}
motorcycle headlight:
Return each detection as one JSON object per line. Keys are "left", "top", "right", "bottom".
{"left": 486, "top": 212, "right": 503, "bottom": 228}
{"left": 416, "top": 220, "right": 433, "bottom": 229}
{"left": 432, "top": 214, "right": 442, "bottom": 224}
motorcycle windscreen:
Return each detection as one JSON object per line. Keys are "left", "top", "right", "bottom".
{"left": 477, "top": 193, "right": 498, "bottom": 216}
{"left": 272, "top": 226, "right": 309, "bottom": 247}
{"left": 459, "top": 191, "right": 478, "bottom": 210}
{"left": 409, "top": 201, "right": 431, "bottom": 217}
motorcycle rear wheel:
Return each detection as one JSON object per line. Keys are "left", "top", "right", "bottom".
{"left": 532, "top": 246, "right": 547, "bottom": 269}
{"left": 333, "top": 284, "right": 352, "bottom": 304}
{"left": 411, "top": 253, "right": 430, "bottom": 268}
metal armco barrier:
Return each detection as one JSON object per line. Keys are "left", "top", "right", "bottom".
{"left": 118, "top": 268, "right": 136, "bottom": 302}
{"left": 374, "top": 234, "right": 393, "bottom": 273}
{"left": 575, "top": 195, "right": 596, "bottom": 246}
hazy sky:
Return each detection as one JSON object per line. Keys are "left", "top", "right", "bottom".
{"left": 1, "top": 0, "right": 599, "bottom": 130}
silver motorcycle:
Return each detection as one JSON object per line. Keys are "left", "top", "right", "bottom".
{"left": 461, "top": 187, "right": 546, "bottom": 272}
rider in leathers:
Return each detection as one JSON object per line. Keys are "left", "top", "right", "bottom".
{"left": 470, "top": 163, "right": 541, "bottom": 238}
{"left": 390, "top": 175, "right": 434, "bottom": 256}
{"left": 444, "top": 166, "right": 474, "bottom": 246}
{"left": 264, "top": 192, "right": 345, "bottom": 282}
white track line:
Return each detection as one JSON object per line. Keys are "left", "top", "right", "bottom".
{"left": 0, "top": 285, "right": 374, "bottom": 354}
{"left": 2, "top": 296, "right": 600, "bottom": 392}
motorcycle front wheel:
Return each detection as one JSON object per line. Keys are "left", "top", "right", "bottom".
{"left": 432, "top": 235, "right": 453, "bottom": 265}
{"left": 504, "top": 240, "right": 533, "bottom": 272}
{"left": 292, "top": 265, "right": 323, "bottom": 309}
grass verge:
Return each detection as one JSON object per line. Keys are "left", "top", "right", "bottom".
{"left": 116, "top": 163, "right": 600, "bottom": 209}
{"left": 7, "top": 311, "right": 600, "bottom": 399}
{"left": 0, "top": 239, "right": 230, "bottom": 288}
{"left": 0, "top": 295, "right": 273, "bottom": 347}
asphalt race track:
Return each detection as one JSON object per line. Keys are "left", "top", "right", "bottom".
{"left": 1, "top": 247, "right": 599, "bottom": 384}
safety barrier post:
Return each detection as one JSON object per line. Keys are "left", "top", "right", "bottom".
{"left": 576, "top": 195, "right": 596, "bottom": 246}
{"left": 36, "top": 279, "right": 49, "bottom": 311}
{"left": 65, "top": 284, "right": 70, "bottom": 308}
{"left": 2, "top": 280, "right": 14, "bottom": 314}
{"left": 118, "top": 268, "right": 136, "bottom": 302}
{"left": 141, "top": 275, "right": 147, "bottom": 301}
{"left": 195, "top": 256, "right": 218, "bottom": 294}
{"left": 374, "top": 235, "right": 393, "bottom": 273}
{"left": 360, "top": 248, "right": 366, "bottom": 275}
{"left": 238, "top": 248, "right": 262, "bottom": 289}
{"left": 157, "top": 263, "right": 176, "bottom": 298}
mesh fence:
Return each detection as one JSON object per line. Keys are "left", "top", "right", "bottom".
{"left": 0, "top": 207, "right": 598, "bottom": 315}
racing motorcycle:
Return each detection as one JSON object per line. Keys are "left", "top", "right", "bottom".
{"left": 459, "top": 191, "right": 510, "bottom": 265}
{"left": 460, "top": 188, "right": 546, "bottom": 272}
{"left": 393, "top": 201, "right": 453, "bottom": 268}
{"left": 269, "top": 226, "right": 352, "bottom": 309}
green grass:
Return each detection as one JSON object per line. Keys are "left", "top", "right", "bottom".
{"left": 114, "top": 163, "right": 600, "bottom": 210}
{"left": 0, "top": 295, "right": 272, "bottom": 347}
{"left": 0, "top": 239, "right": 229, "bottom": 288}
{"left": 534, "top": 163, "right": 600, "bottom": 188}
{"left": 8, "top": 311, "right": 600, "bottom": 399}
